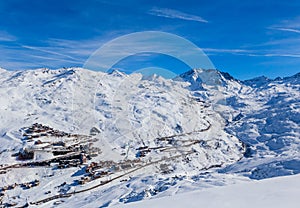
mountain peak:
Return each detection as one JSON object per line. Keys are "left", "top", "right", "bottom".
{"left": 178, "top": 68, "right": 239, "bottom": 91}
{"left": 108, "top": 69, "right": 127, "bottom": 77}
{"left": 0, "top": 67, "right": 7, "bottom": 73}
{"left": 243, "top": 76, "right": 271, "bottom": 87}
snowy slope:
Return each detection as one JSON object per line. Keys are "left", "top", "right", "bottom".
{"left": 0, "top": 67, "right": 299, "bottom": 207}
{"left": 178, "top": 68, "right": 300, "bottom": 179}
{"left": 0, "top": 68, "right": 245, "bottom": 207}
{"left": 117, "top": 174, "right": 300, "bottom": 208}
{"left": 221, "top": 72, "right": 300, "bottom": 179}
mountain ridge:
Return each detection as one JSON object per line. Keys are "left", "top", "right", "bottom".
{"left": 0, "top": 67, "right": 299, "bottom": 207}
{"left": 1, "top": 66, "right": 299, "bottom": 83}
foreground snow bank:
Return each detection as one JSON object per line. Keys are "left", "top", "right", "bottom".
{"left": 117, "top": 174, "right": 300, "bottom": 208}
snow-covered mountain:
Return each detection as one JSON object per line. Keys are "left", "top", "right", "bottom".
{"left": 0, "top": 67, "right": 299, "bottom": 207}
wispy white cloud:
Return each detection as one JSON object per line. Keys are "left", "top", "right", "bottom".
{"left": 0, "top": 31, "right": 17, "bottom": 42}
{"left": 262, "top": 18, "right": 300, "bottom": 58}
{"left": 203, "top": 48, "right": 251, "bottom": 53}
{"left": 203, "top": 47, "right": 300, "bottom": 58}
{"left": 256, "top": 53, "right": 300, "bottom": 58}
{"left": 21, "top": 45, "right": 80, "bottom": 61}
{"left": 0, "top": 36, "right": 106, "bottom": 70}
{"left": 28, "top": 54, "right": 83, "bottom": 64}
{"left": 269, "top": 27, "right": 300, "bottom": 34}
{"left": 268, "top": 17, "right": 300, "bottom": 34}
{"left": 148, "top": 8, "right": 208, "bottom": 23}
{"left": 244, "top": 37, "right": 300, "bottom": 48}
{"left": 280, "top": 16, "right": 300, "bottom": 28}
{"left": 45, "top": 38, "right": 103, "bottom": 56}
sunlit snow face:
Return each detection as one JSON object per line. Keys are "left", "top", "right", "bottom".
{"left": 80, "top": 31, "right": 226, "bottom": 140}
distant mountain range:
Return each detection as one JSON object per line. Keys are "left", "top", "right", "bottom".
{"left": 0, "top": 67, "right": 299, "bottom": 207}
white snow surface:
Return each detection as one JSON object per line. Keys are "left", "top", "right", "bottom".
{"left": 0, "top": 67, "right": 299, "bottom": 207}
{"left": 117, "top": 174, "right": 300, "bottom": 208}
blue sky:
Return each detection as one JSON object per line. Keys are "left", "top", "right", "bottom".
{"left": 1, "top": 0, "right": 300, "bottom": 80}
